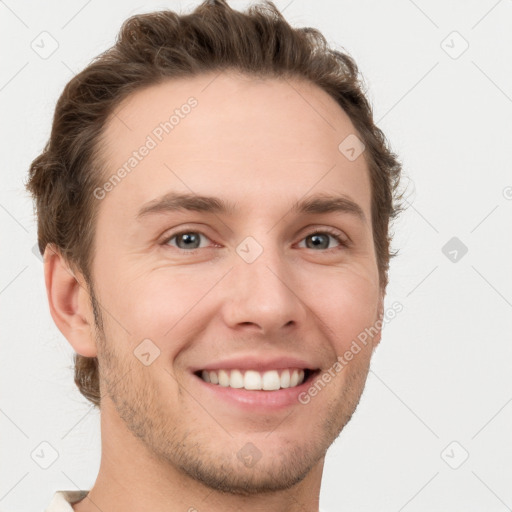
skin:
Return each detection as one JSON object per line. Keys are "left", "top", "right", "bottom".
{"left": 46, "top": 71, "right": 384, "bottom": 512}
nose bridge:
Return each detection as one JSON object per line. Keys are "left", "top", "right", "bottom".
{"left": 222, "top": 232, "right": 305, "bottom": 332}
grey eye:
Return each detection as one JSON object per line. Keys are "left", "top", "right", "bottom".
{"left": 166, "top": 232, "right": 207, "bottom": 250}
{"left": 305, "top": 233, "right": 330, "bottom": 249}
{"left": 300, "top": 232, "right": 344, "bottom": 250}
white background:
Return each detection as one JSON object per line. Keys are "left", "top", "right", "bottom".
{"left": 1, "top": 1, "right": 511, "bottom": 511}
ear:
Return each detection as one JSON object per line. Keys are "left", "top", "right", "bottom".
{"left": 44, "top": 244, "right": 97, "bottom": 357}
{"left": 372, "top": 290, "right": 385, "bottom": 349}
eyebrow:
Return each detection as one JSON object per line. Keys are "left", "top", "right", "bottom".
{"left": 136, "top": 191, "right": 366, "bottom": 223}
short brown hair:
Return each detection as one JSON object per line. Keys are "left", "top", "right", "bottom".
{"left": 26, "top": 0, "right": 403, "bottom": 408}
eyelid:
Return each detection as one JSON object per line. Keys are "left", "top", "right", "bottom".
{"left": 299, "top": 225, "right": 350, "bottom": 243}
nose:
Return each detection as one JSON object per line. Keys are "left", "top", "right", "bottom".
{"left": 220, "top": 239, "right": 307, "bottom": 335}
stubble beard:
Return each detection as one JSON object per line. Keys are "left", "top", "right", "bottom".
{"left": 90, "top": 289, "right": 371, "bottom": 496}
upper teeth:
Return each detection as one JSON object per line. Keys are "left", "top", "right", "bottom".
{"left": 200, "top": 369, "right": 305, "bottom": 391}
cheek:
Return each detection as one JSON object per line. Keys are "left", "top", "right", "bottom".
{"left": 113, "top": 267, "right": 223, "bottom": 341}
{"left": 304, "top": 269, "right": 380, "bottom": 351}
{"left": 95, "top": 249, "right": 380, "bottom": 355}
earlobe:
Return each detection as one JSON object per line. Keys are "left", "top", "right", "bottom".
{"left": 44, "top": 244, "right": 97, "bottom": 357}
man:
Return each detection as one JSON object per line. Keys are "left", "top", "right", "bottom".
{"left": 27, "top": 0, "right": 402, "bottom": 510}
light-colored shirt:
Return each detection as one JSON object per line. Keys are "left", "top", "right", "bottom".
{"left": 45, "top": 490, "right": 89, "bottom": 511}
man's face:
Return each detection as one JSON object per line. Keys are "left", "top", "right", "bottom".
{"left": 90, "top": 72, "right": 383, "bottom": 493}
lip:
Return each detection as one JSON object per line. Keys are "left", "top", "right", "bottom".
{"left": 191, "top": 367, "right": 321, "bottom": 412}
{"left": 190, "top": 355, "right": 316, "bottom": 373}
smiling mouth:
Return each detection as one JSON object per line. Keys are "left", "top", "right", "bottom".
{"left": 194, "top": 368, "right": 318, "bottom": 391}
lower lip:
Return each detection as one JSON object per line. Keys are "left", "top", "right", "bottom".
{"left": 193, "top": 372, "right": 317, "bottom": 412}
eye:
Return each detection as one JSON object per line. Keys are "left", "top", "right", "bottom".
{"left": 297, "top": 229, "right": 348, "bottom": 251}
{"left": 162, "top": 231, "right": 212, "bottom": 251}
{"left": 161, "top": 228, "right": 349, "bottom": 253}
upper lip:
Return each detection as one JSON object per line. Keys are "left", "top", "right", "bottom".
{"left": 191, "top": 355, "right": 318, "bottom": 373}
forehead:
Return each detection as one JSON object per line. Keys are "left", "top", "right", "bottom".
{"left": 97, "top": 72, "right": 371, "bottom": 218}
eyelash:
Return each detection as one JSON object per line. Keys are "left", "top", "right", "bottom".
{"left": 161, "top": 227, "right": 349, "bottom": 253}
